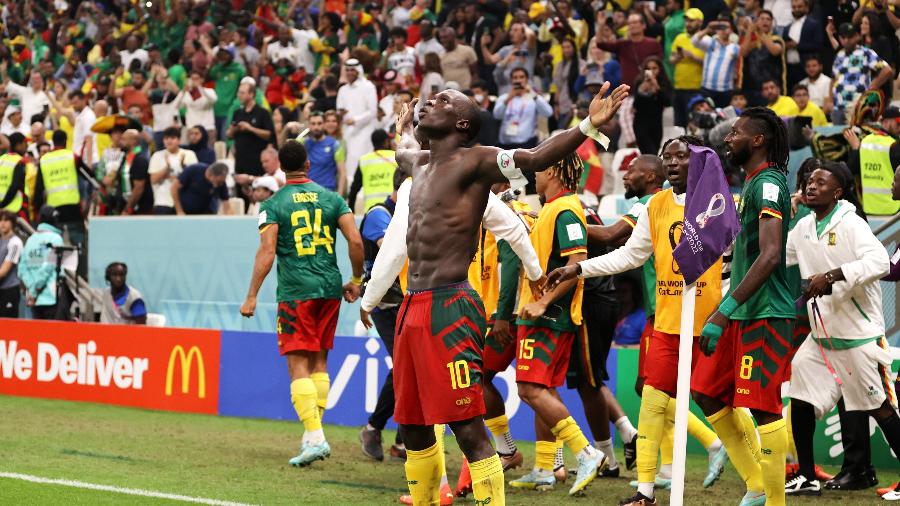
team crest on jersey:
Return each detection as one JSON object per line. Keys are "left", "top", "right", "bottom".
{"left": 828, "top": 232, "right": 836, "bottom": 246}
{"left": 324, "top": 146, "right": 331, "bottom": 153}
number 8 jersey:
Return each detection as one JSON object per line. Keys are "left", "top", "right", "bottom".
{"left": 258, "top": 179, "right": 352, "bottom": 302}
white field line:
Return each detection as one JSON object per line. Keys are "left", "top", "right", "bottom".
{"left": 0, "top": 472, "right": 255, "bottom": 506}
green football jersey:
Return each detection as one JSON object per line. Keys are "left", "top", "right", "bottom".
{"left": 730, "top": 168, "right": 795, "bottom": 321}
{"left": 259, "top": 180, "right": 351, "bottom": 302}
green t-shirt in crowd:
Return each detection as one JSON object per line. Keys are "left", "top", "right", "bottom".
{"left": 730, "top": 167, "right": 795, "bottom": 321}
{"left": 207, "top": 60, "right": 246, "bottom": 117}
{"left": 259, "top": 180, "right": 351, "bottom": 302}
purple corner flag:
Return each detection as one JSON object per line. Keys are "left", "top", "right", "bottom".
{"left": 672, "top": 145, "right": 741, "bottom": 285}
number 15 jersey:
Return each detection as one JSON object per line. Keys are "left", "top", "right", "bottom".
{"left": 259, "top": 179, "right": 351, "bottom": 302}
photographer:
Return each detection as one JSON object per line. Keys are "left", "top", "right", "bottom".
{"left": 100, "top": 262, "right": 147, "bottom": 325}
{"left": 494, "top": 67, "right": 552, "bottom": 151}
{"left": 785, "top": 161, "right": 900, "bottom": 495}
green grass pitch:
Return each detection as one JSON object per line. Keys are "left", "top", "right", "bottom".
{"left": 0, "top": 395, "right": 890, "bottom": 505}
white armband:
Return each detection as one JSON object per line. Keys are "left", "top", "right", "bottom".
{"left": 497, "top": 149, "right": 528, "bottom": 191}
{"left": 578, "top": 117, "right": 611, "bottom": 150}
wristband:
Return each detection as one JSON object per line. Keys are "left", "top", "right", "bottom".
{"left": 718, "top": 295, "right": 739, "bottom": 318}
{"left": 350, "top": 275, "right": 363, "bottom": 286}
{"left": 578, "top": 117, "right": 611, "bottom": 150}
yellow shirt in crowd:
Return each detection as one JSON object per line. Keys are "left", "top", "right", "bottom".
{"left": 798, "top": 102, "right": 829, "bottom": 127}
{"left": 768, "top": 95, "right": 800, "bottom": 118}
{"left": 670, "top": 33, "right": 705, "bottom": 90}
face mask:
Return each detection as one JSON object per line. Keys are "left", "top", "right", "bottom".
{"left": 474, "top": 93, "right": 484, "bottom": 103}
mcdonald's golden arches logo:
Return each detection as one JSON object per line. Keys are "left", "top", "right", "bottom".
{"left": 165, "top": 345, "right": 206, "bottom": 398}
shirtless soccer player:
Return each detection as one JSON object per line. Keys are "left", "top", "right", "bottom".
{"left": 694, "top": 107, "right": 796, "bottom": 506}
{"left": 240, "top": 140, "right": 365, "bottom": 467}
{"left": 389, "top": 82, "right": 629, "bottom": 505}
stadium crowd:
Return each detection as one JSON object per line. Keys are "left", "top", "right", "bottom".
{"left": 0, "top": 0, "right": 900, "bottom": 504}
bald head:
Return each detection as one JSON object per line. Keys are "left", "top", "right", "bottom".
{"left": 623, "top": 154, "right": 665, "bottom": 199}
{"left": 122, "top": 129, "right": 140, "bottom": 148}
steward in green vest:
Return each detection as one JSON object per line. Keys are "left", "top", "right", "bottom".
{"left": 34, "top": 130, "right": 86, "bottom": 252}
{"left": 857, "top": 110, "right": 900, "bottom": 215}
{"left": 348, "top": 129, "right": 397, "bottom": 212}
{"left": 0, "top": 132, "right": 28, "bottom": 217}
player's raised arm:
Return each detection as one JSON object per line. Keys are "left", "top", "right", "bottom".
{"left": 395, "top": 99, "right": 429, "bottom": 174}
{"left": 477, "top": 82, "right": 629, "bottom": 186}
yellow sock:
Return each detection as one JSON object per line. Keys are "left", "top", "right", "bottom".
{"left": 484, "top": 415, "right": 510, "bottom": 437}
{"left": 311, "top": 372, "right": 330, "bottom": 420}
{"left": 758, "top": 419, "right": 787, "bottom": 506}
{"left": 434, "top": 424, "right": 446, "bottom": 481}
{"left": 289, "top": 378, "right": 321, "bottom": 432}
{"left": 535, "top": 440, "right": 556, "bottom": 471}
{"left": 708, "top": 407, "right": 762, "bottom": 493}
{"left": 663, "top": 397, "right": 719, "bottom": 450}
{"left": 785, "top": 403, "right": 798, "bottom": 461}
{"left": 733, "top": 408, "right": 761, "bottom": 463}
{"left": 636, "top": 385, "right": 670, "bottom": 483}
{"left": 660, "top": 422, "right": 674, "bottom": 467}
{"left": 469, "top": 454, "right": 505, "bottom": 506}
{"left": 405, "top": 442, "right": 442, "bottom": 505}
{"left": 551, "top": 416, "right": 590, "bottom": 456}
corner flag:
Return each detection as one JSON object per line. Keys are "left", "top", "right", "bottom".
{"left": 672, "top": 145, "right": 741, "bottom": 284}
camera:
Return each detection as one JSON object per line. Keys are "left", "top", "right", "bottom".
{"left": 689, "top": 110, "right": 720, "bottom": 130}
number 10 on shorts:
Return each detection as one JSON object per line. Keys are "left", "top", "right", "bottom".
{"left": 447, "top": 360, "right": 471, "bottom": 390}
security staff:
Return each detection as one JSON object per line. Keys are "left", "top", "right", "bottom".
{"left": 348, "top": 129, "right": 397, "bottom": 212}
{"left": 0, "top": 132, "right": 28, "bottom": 217}
{"left": 19, "top": 206, "right": 66, "bottom": 320}
{"left": 846, "top": 106, "right": 900, "bottom": 216}
{"left": 34, "top": 131, "right": 84, "bottom": 247}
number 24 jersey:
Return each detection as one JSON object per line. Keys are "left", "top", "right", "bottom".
{"left": 259, "top": 180, "right": 351, "bottom": 302}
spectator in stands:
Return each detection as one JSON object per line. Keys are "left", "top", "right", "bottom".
{"left": 148, "top": 68, "right": 181, "bottom": 149}
{"left": 117, "top": 129, "right": 153, "bottom": 216}
{"left": 229, "top": 81, "right": 274, "bottom": 199}
{"left": 0, "top": 133, "right": 28, "bottom": 218}
{"left": 1, "top": 106, "right": 27, "bottom": 137}
{"left": 471, "top": 81, "right": 500, "bottom": 146}
{"left": 349, "top": 129, "right": 397, "bottom": 212}
{"left": 312, "top": 75, "right": 340, "bottom": 115}
{"left": 415, "top": 21, "right": 444, "bottom": 65}
{"left": 763, "top": 77, "right": 800, "bottom": 117}
{"left": 481, "top": 22, "right": 536, "bottom": 95}
{"left": 597, "top": 13, "right": 663, "bottom": 91}
{"left": 1, "top": 72, "right": 50, "bottom": 133}
{"left": 112, "top": 70, "right": 153, "bottom": 127}
{"left": 633, "top": 56, "right": 671, "bottom": 155}
{"left": 304, "top": 112, "right": 346, "bottom": 194}
{"left": 439, "top": 27, "right": 478, "bottom": 91}
{"left": 831, "top": 22, "right": 894, "bottom": 125}
{"left": 247, "top": 176, "right": 279, "bottom": 216}
{"left": 20, "top": 206, "right": 65, "bottom": 320}
{"left": 259, "top": 147, "right": 286, "bottom": 186}
{"left": 792, "top": 84, "right": 829, "bottom": 127}
{"left": 336, "top": 59, "right": 378, "bottom": 186}
{"left": 183, "top": 125, "right": 216, "bottom": 165}
{"left": 176, "top": 71, "right": 218, "bottom": 143}
{"left": 382, "top": 27, "right": 417, "bottom": 77}
{"left": 798, "top": 56, "right": 832, "bottom": 115}
{"left": 69, "top": 90, "right": 97, "bottom": 164}
{"left": 739, "top": 10, "right": 786, "bottom": 107}
{"left": 781, "top": 0, "right": 822, "bottom": 90}
{"left": 100, "top": 262, "right": 147, "bottom": 325}
{"left": 234, "top": 28, "right": 261, "bottom": 80}
{"left": 420, "top": 53, "right": 445, "bottom": 103}
{"left": 494, "top": 67, "right": 552, "bottom": 150}
{"left": 669, "top": 8, "right": 706, "bottom": 129}
{"left": 149, "top": 127, "right": 198, "bottom": 215}
{"left": 208, "top": 47, "right": 246, "bottom": 140}
{"left": 552, "top": 38, "right": 581, "bottom": 130}
{"left": 172, "top": 162, "right": 233, "bottom": 215}
{"left": 0, "top": 210, "right": 22, "bottom": 318}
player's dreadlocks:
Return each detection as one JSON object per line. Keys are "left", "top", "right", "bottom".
{"left": 661, "top": 134, "right": 705, "bottom": 154}
{"left": 740, "top": 106, "right": 790, "bottom": 172}
{"left": 548, "top": 152, "right": 584, "bottom": 192}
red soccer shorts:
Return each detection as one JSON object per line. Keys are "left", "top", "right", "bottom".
{"left": 637, "top": 316, "right": 655, "bottom": 381}
{"left": 393, "top": 282, "right": 487, "bottom": 426}
{"left": 643, "top": 330, "right": 701, "bottom": 397}
{"left": 276, "top": 298, "right": 340, "bottom": 355}
{"left": 515, "top": 325, "right": 575, "bottom": 388}
{"left": 483, "top": 321, "right": 517, "bottom": 373}
{"left": 691, "top": 318, "right": 794, "bottom": 414}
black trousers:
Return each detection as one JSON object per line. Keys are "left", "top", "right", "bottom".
{"left": 837, "top": 398, "right": 874, "bottom": 475}
{"left": 369, "top": 306, "right": 401, "bottom": 444}
{"left": 0, "top": 286, "right": 19, "bottom": 318}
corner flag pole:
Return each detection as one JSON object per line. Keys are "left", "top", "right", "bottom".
{"left": 670, "top": 282, "right": 696, "bottom": 506}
